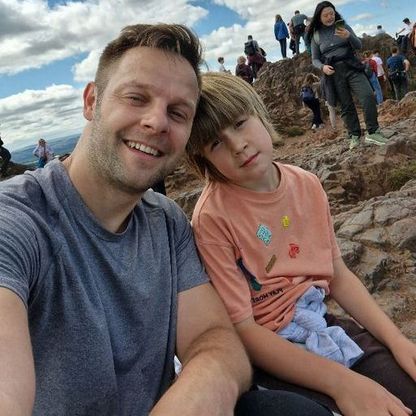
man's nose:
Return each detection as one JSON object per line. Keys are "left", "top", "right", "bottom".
{"left": 140, "top": 103, "right": 169, "bottom": 134}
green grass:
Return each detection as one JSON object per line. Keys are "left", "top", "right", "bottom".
{"left": 387, "top": 162, "right": 416, "bottom": 190}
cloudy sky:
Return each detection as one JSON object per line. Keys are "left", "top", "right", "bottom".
{"left": 0, "top": 0, "right": 412, "bottom": 151}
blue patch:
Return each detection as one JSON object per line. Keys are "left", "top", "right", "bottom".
{"left": 256, "top": 224, "right": 272, "bottom": 246}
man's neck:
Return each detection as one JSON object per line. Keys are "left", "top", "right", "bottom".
{"left": 63, "top": 151, "right": 142, "bottom": 234}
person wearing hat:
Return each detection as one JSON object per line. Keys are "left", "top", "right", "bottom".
{"left": 396, "top": 18, "right": 412, "bottom": 54}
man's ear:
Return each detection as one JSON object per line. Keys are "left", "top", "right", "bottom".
{"left": 83, "top": 82, "right": 98, "bottom": 121}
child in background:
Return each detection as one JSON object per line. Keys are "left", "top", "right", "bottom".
{"left": 300, "top": 73, "right": 324, "bottom": 129}
{"left": 186, "top": 72, "right": 416, "bottom": 416}
{"left": 235, "top": 56, "right": 254, "bottom": 85}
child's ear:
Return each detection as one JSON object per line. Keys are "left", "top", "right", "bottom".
{"left": 83, "top": 82, "right": 97, "bottom": 121}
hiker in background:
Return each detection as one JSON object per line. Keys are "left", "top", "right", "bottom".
{"left": 274, "top": 14, "right": 289, "bottom": 59}
{"left": 185, "top": 71, "right": 416, "bottom": 416}
{"left": 33, "top": 138, "right": 54, "bottom": 168}
{"left": 288, "top": 22, "right": 296, "bottom": 56}
{"left": 235, "top": 55, "right": 254, "bottom": 85}
{"left": 300, "top": 73, "right": 324, "bottom": 129}
{"left": 362, "top": 51, "right": 383, "bottom": 105}
{"left": 308, "top": 1, "right": 387, "bottom": 150}
{"left": 387, "top": 46, "right": 411, "bottom": 101}
{"left": 375, "top": 25, "right": 386, "bottom": 35}
{"left": 372, "top": 50, "right": 388, "bottom": 99}
{"left": 218, "top": 56, "right": 231, "bottom": 74}
{"left": 304, "top": 17, "right": 312, "bottom": 55}
{"left": 0, "top": 135, "right": 11, "bottom": 178}
{"left": 409, "top": 22, "right": 416, "bottom": 54}
{"left": 290, "top": 10, "right": 308, "bottom": 54}
{"left": 244, "top": 35, "right": 265, "bottom": 80}
{"left": 396, "top": 18, "right": 412, "bottom": 55}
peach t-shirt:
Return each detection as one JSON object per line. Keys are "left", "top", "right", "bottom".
{"left": 192, "top": 163, "right": 341, "bottom": 332}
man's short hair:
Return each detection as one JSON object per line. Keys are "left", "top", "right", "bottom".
{"left": 95, "top": 24, "right": 203, "bottom": 97}
{"left": 186, "top": 72, "right": 278, "bottom": 182}
{"left": 218, "top": 57, "right": 224, "bottom": 63}
{"left": 391, "top": 46, "right": 399, "bottom": 54}
{"left": 295, "top": 10, "right": 300, "bottom": 14}
{"left": 403, "top": 18, "right": 410, "bottom": 23}
{"left": 248, "top": 35, "right": 253, "bottom": 40}
{"left": 377, "top": 25, "right": 382, "bottom": 29}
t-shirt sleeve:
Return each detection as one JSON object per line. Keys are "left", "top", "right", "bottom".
{"left": 0, "top": 207, "right": 39, "bottom": 307}
{"left": 192, "top": 212, "right": 253, "bottom": 324}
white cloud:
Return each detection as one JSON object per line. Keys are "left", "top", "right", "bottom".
{"left": 0, "top": 84, "right": 84, "bottom": 150}
{"left": 73, "top": 49, "right": 101, "bottom": 83}
{"left": 0, "top": 0, "right": 208, "bottom": 75}
{"left": 350, "top": 13, "right": 374, "bottom": 21}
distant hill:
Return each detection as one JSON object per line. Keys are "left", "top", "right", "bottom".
{"left": 11, "top": 134, "right": 80, "bottom": 167}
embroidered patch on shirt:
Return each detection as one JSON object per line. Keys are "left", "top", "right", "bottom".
{"left": 281, "top": 215, "right": 290, "bottom": 228}
{"left": 265, "top": 254, "right": 277, "bottom": 273}
{"left": 288, "top": 243, "right": 300, "bottom": 258}
{"left": 256, "top": 224, "right": 272, "bottom": 246}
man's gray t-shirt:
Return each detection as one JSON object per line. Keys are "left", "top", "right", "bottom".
{"left": 0, "top": 161, "right": 209, "bottom": 415}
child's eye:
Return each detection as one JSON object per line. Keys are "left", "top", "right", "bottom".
{"left": 235, "top": 118, "right": 247, "bottom": 128}
{"left": 210, "top": 139, "right": 222, "bottom": 150}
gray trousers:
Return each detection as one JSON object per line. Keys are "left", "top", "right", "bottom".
{"left": 332, "top": 62, "right": 379, "bottom": 137}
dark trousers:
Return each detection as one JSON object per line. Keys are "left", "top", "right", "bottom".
{"left": 294, "top": 33, "right": 303, "bottom": 54}
{"left": 332, "top": 62, "right": 379, "bottom": 136}
{"left": 0, "top": 147, "right": 11, "bottom": 175}
{"left": 278, "top": 38, "right": 287, "bottom": 58}
{"left": 304, "top": 97, "right": 323, "bottom": 126}
{"left": 253, "top": 314, "right": 416, "bottom": 414}
{"left": 235, "top": 389, "right": 332, "bottom": 416}
{"left": 392, "top": 76, "right": 408, "bottom": 101}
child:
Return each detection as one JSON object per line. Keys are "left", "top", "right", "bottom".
{"left": 300, "top": 73, "right": 324, "bottom": 129}
{"left": 186, "top": 72, "right": 416, "bottom": 416}
{"left": 235, "top": 56, "right": 254, "bottom": 85}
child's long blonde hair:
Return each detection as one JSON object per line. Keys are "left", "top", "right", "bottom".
{"left": 186, "top": 72, "right": 279, "bottom": 182}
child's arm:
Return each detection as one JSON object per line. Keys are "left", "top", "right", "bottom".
{"left": 330, "top": 256, "right": 416, "bottom": 381}
{"left": 235, "top": 316, "right": 412, "bottom": 415}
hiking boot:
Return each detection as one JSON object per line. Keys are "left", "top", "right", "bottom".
{"left": 349, "top": 135, "right": 360, "bottom": 150}
{"left": 364, "top": 129, "right": 388, "bottom": 146}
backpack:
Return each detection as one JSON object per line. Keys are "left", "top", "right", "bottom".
{"left": 301, "top": 86, "right": 314, "bottom": 101}
{"left": 293, "top": 23, "right": 306, "bottom": 36}
{"left": 0, "top": 137, "right": 3, "bottom": 147}
{"left": 244, "top": 41, "right": 256, "bottom": 56}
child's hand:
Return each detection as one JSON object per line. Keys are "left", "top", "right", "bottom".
{"left": 391, "top": 336, "right": 416, "bottom": 381}
{"left": 334, "top": 372, "right": 412, "bottom": 415}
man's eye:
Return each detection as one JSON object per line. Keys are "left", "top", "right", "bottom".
{"left": 169, "top": 110, "right": 187, "bottom": 121}
{"left": 127, "top": 95, "right": 145, "bottom": 103}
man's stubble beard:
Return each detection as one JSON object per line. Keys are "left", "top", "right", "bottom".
{"left": 87, "top": 109, "right": 182, "bottom": 195}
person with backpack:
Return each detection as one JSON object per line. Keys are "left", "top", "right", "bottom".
{"left": 387, "top": 46, "right": 411, "bottom": 101}
{"left": 307, "top": 1, "right": 388, "bottom": 150}
{"left": 290, "top": 10, "right": 308, "bottom": 54}
{"left": 244, "top": 35, "right": 265, "bottom": 80}
{"left": 300, "top": 73, "right": 324, "bottom": 129}
{"left": 274, "top": 14, "right": 289, "bottom": 59}
{"left": 0, "top": 135, "right": 11, "bottom": 178}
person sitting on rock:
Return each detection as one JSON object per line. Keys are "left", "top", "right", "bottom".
{"left": 0, "top": 135, "right": 11, "bottom": 178}
{"left": 185, "top": 71, "right": 416, "bottom": 416}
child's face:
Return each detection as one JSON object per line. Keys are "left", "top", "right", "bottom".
{"left": 202, "top": 115, "right": 276, "bottom": 191}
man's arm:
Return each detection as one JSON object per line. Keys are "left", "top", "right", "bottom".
{"left": 404, "top": 58, "right": 411, "bottom": 72}
{"left": 150, "top": 283, "right": 251, "bottom": 416}
{"left": 0, "top": 288, "right": 35, "bottom": 415}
